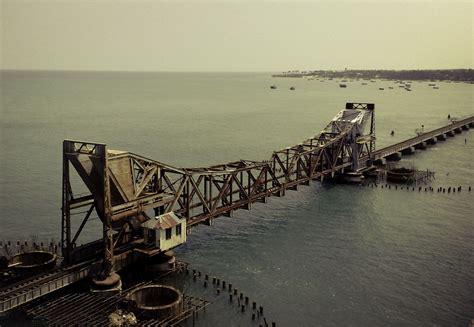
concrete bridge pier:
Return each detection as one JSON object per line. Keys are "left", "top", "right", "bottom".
{"left": 437, "top": 134, "right": 447, "bottom": 141}
{"left": 274, "top": 189, "right": 285, "bottom": 197}
{"left": 469, "top": 122, "right": 474, "bottom": 127}
{"left": 91, "top": 272, "right": 122, "bottom": 295}
{"left": 462, "top": 125, "right": 469, "bottom": 130}
{"left": 401, "top": 146, "right": 416, "bottom": 155}
{"left": 414, "top": 141, "right": 427, "bottom": 150}
{"left": 373, "top": 158, "right": 386, "bottom": 166}
{"left": 446, "top": 130, "right": 455, "bottom": 137}
{"left": 426, "top": 137, "right": 437, "bottom": 145}
{"left": 454, "top": 127, "right": 462, "bottom": 134}
{"left": 386, "top": 152, "right": 402, "bottom": 161}
{"left": 221, "top": 210, "right": 235, "bottom": 217}
{"left": 287, "top": 184, "right": 298, "bottom": 191}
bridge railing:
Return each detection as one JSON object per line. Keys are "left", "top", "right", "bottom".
{"left": 371, "top": 116, "right": 474, "bottom": 159}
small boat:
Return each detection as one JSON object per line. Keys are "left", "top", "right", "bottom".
{"left": 270, "top": 85, "right": 277, "bottom": 89}
{"left": 290, "top": 87, "right": 295, "bottom": 90}
{"left": 428, "top": 83, "right": 436, "bottom": 86}
{"left": 405, "top": 88, "right": 412, "bottom": 91}
{"left": 388, "top": 86, "right": 394, "bottom": 89}
{"left": 339, "top": 84, "right": 347, "bottom": 88}
{"left": 433, "top": 86, "right": 439, "bottom": 89}
{"left": 379, "top": 88, "right": 384, "bottom": 90}
{"left": 361, "top": 82, "right": 367, "bottom": 85}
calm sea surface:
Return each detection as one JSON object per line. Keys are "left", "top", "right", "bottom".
{"left": 0, "top": 71, "right": 473, "bottom": 326}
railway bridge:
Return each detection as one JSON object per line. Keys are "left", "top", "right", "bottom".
{"left": 1, "top": 103, "right": 473, "bottom": 314}
{"left": 60, "top": 103, "right": 376, "bottom": 274}
{"left": 366, "top": 116, "right": 473, "bottom": 161}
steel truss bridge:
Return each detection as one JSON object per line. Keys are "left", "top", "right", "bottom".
{"left": 61, "top": 103, "right": 474, "bottom": 274}
{"left": 62, "top": 103, "right": 375, "bottom": 271}
{"left": 2, "top": 103, "right": 472, "bottom": 314}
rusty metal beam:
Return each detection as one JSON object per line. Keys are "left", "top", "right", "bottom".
{"left": 61, "top": 104, "right": 386, "bottom": 270}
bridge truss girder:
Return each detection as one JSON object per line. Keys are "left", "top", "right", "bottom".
{"left": 61, "top": 103, "right": 375, "bottom": 274}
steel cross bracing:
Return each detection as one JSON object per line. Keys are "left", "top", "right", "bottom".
{"left": 61, "top": 103, "right": 375, "bottom": 272}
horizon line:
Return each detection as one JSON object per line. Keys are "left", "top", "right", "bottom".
{"left": 1, "top": 68, "right": 473, "bottom": 74}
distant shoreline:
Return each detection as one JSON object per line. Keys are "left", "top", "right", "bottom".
{"left": 272, "top": 69, "right": 474, "bottom": 82}
{"left": 1, "top": 69, "right": 473, "bottom": 82}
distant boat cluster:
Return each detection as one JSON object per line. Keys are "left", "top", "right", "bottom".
{"left": 270, "top": 77, "right": 443, "bottom": 92}
{"left": 272, "top": 69, "right": 474, "bottom": 83}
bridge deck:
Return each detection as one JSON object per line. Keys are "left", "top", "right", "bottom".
{"left": 370, "top": 116, "right": 474, "bottom": 160}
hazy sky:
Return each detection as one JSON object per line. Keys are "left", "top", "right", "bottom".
{"left": 1, "top": 0, "right": 472, "bottom": 71}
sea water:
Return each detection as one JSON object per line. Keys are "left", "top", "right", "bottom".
{"left": 0, "top": 71, "right": 473, "bottom": 326}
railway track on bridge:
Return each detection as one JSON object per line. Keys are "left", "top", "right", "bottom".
{"left": 357, "top": 115, "right": 474, "bottom": 168}
{"left": 0, "top": 261, "right": 95, "bottom": 313}
{"left": 370, "top": 116, "right": 474, "bottom": 160}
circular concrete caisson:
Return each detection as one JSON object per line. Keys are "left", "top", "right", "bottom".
{"left": 386, "top": 167, "right": 415, "bottom": 183}
{"left": 127, "top": 284, "right": 183, "bottom": 319}
{"left": 8, "top": 251, "right": 57, "bottom": 272}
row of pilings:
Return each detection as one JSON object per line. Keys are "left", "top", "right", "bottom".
{"left": 0, "top": 240, "right": 61, "bottom": 258}
{"left": 362, "top": 183, "right": 471, "bottom": 194}
{"left": 186, "top": 266, "right": 276, "bottom": 327}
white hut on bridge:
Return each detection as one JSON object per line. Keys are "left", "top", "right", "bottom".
{"left": 142, "top": 212, "right": 186, "bottom": 251}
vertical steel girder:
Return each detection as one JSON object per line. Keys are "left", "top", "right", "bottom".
{"left": 62, "top": 141, "right": 111, "bottom": 269}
